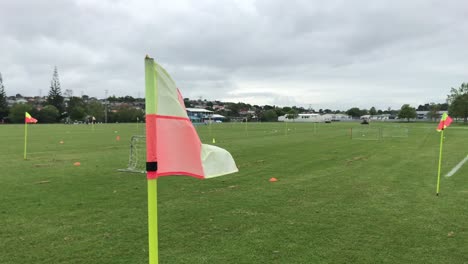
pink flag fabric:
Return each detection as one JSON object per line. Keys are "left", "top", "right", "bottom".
{"left": 145, "top": 60, "right": 237, "bottom": 179}
{"left": 436, "top": 112, "right": 453, "bottom": 131}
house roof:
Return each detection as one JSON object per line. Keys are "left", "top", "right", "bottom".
{"left": 186, "top": 108, "right": 213, "bottom": 113}
{"left": 212, "top": 114, "right": 225, "bottom": 118}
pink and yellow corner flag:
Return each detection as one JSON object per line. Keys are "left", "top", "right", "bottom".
{"left": 437, "top": 112, "right": 452, "bottom": 131}
{"left": 25, "top": 112, "right": 38, "bottom": 123}
{"left": 145, "top": 58, "right": 238, "bottom": 179}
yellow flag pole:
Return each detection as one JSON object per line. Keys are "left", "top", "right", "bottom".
{"left": 24, "top": 121, "right": 28, "bottom": 160}
{"left": 436, "top": 129, "right": 444, "bottom": 196}
{"left": 147, "top": 179, "right": 158, "bottom": 264}
{"left": 145, "top": 56, "right": 159, "bottom": 264}
{"left": 209, "top": 115, "right": 213, "bottom": 141}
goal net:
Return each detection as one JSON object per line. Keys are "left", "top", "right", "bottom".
{"left": 351, "top": 127, "right": 381, "bottom": 141}
{"left": 381, "top": 127, "right": 409, "bottom": 138}
{"left": 118, "top": 135, "right": 146, "bottom": 173}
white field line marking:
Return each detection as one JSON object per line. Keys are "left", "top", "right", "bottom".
{"left": 445, "top": 155, "right": 468, "bottom": 177}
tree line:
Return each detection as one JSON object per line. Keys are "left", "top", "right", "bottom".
{"left": 1, "top": 68, "right": 467, "bottom": 123}
{"left": 0, "top": 68, "right": 144, "bottom": 124}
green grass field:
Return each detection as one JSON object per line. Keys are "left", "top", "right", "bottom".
{"left": 1, "top": 122, "right": 467, "bottom": 264}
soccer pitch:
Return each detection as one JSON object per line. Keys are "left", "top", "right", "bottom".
{"left": 1, "top": 122, "right": 467, "bottom": 264}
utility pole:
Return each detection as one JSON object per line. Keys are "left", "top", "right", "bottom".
{"left": 104, "top": 90, "right": 108, "bottom": 123}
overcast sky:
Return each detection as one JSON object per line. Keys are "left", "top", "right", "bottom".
{"left": 1, "top": 0, "right": 467, "bottom": 110}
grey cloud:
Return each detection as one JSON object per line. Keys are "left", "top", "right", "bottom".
{"left": 1, "top": 0, "right": 467, "bottom": 110}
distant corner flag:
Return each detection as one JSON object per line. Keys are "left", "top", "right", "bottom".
{"left": 436, "top": 112, "right": 453, "bottom": 131}
{"left": 435, "top": 112, "right": 453, "bottom": 196}
{"left": 24, "top": 112, "right": 38, "bottom": 160}
{"left": 25, "top": 112, "right": 38, "bottom": 123}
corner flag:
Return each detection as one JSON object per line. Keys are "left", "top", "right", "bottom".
{"left": 25, "top": 112, "right": 38, "bottom": 123}
{"left": 145, "top": 57, "right": 238, "bottom": 179}
{"left": 24, "top": 112, "right": 37, "bottom": 160}
{"left": 436, "top": 112, "right": 452, "bottom": 131}
{"left": 144, "top": 56, "right": 238, "bottom": 264}
{"left": 435, "top": 112, "right": 453, "bottom": 195}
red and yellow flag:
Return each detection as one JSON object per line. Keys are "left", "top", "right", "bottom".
{"left": 145, "top": 58, "right": 238, "bottom": 179}
{"left": 436, "top": 112, "right": 452, "bottom": 131}
{"left": 25, "top": 112, "right": 38, "bottom": 123}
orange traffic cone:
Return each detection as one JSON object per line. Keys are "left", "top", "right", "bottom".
{"left": 269, "top": 177, "right": 278, "bottom": 182}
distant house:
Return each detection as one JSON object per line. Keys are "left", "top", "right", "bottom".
{"left": 6, "top": 99, "right": 16, "bottom": 107}
{"left": 186, "top": 108, "right": 213, "bottom": 123}
{"left": 213, "top": 105, "right": 225, "bottom": 111}
{"left": 322, "top": 113, "right": 352, "bottom": 121}
{"left": 416, "top": 111, "right": 429, "bottom": 119}
{"left": 416, "top": 111, "right": 447, "bottom": 120}
{"left": 16, "top": 98, "right": 28, "bottom": 104}
{"left": 211, "top": 114, "right": 226, "bottom": 122}
{"left": 278, "top": 113, "right": 324, "bottom": 122}
{"left": 369, "top": 114, "right": 391, "bottom": 120}
{"left": 239, "top": 109, "right": 256, "bottom": 116}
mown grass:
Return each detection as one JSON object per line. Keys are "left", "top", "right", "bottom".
{"left": 0, "top": 121, "right": 467, "bottom": 263}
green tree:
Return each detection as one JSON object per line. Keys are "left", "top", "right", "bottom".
{"left": 37, "top": 105, "right": 59, "bottom": 123}
{"left": 123, "top": 96, "right": 135, "bottom": 103}
{"left": 183, "top": 98, "right": 191, "bottom": 108}
{"left": 427, "top": 103, "right": 440, "bottom": 121}
{"left": 263, "top": 105, "right": 274, "bottom": 111}
{"left": 447, "top": 83, "right": 468, "bottom": 123}
{"left": 282, "top": 106, "right": 292, "bottom": 113}
{"left": 70, "top": 106, "right": 86, "bottom": 121}
{"left": 107, "top": 95, "right": 118, "bottom": 103}
{"left": 114, "top": 106, "right": 144, "bottom": 123}
{"left": 262, "top": 109, "right": 278, "bottom": 122}
{"left": 0, "top": 72, "right": 9, "bottom": 119}
{"left": 275, "top": 108, "right": 285, "bottom": 117}
{"left": 346, "top": 107, "right": 362, "bottom": 118}
{"left": 8, "top": 103, "right": 33, "bottom": 123}
{"left": 47, "top": 66, "right": 64, "bottom": 115}
{"left": 369, "top": 107, "right": 377, "bottom": 116}
{"left": 225, "top": 103, "right": 240, "bottom": 116}
{"left": 398, "top": 104, "right": 417, "bottom": 122}
{"left": 417, "top": 104, "right": 430, "bottom": 111}
{"left": 67, "top": 96, "right": 86, "bottom": 121}
{"left": 68, "top": 96, "right": 85, "bottom": 110}
{"left": 286, "top": 109, "right": 299, "bottom": 121}
{"left": 449, "top": 94, "right": 468, "bottom": 123}
{"left": 294, "top": 106, "right": 306, "bottom": 113}
{"left": 439, "top": 103, "right": 449, "bottom": 111}
{"left": 87, "top": 101, "right": 105, "bottom": 122}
